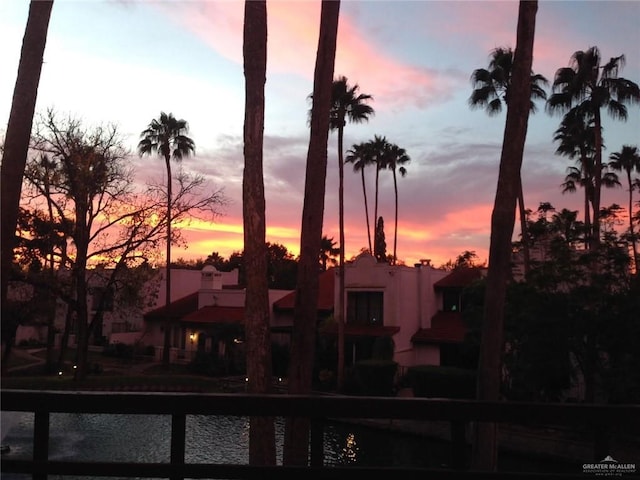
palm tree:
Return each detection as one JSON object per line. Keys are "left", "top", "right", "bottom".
{"left": 550, "top": 208, "right": 584, "bottom": 247}
{"left": 472, "top": 0, "right": 538, "bottom": 471}
{"left": 345, "top": 141, "right": 374, "bottom": 253}
{"left": 609, "top": 145, "right": 640, "bottom": 271}
{"left": 469, "top": 45, "right": 548, "bottom": 277}
{"left": 369, "top": 135, "right": 390, "bottom": 237}
{"left": 319, "top": 235, "right": 339, "bottom": 271}
{"left": 242, "top": 0, "right": 275, "bottom": 466}
{"left": 138, "top": 112, "right": 195, "bottom": 366}
{"left": 382, "top": 141, "right": 410, "bottom": 265}
{"left": 546, "top": 46, "right": 640, "bottom": 250}
{"left": 469, "top": 46, "right": 548, "bottom": 114}
{"left": 561, "top": 164, "right": 620, "bottom": 237}
{"left": 329, "top": 79, "right": 374, "bottom": 259}
{"left": 284, "top": 0, "right": 340, "bottom": 466}
{"left": 0, "top": 1, "right": 53, "bottom": 352}
{"left": 327, "top": 76, "right": 373, "bottom": 390}
{"left": 553, "top": 106, "right": 596, "bottom": 247}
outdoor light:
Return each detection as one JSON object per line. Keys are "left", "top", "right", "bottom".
{"left": 58, "top": 371, "right": 63, "bottom": 376}
{"left": 73, "top": 365, "right": 77, "bottom": 369}
{"left": 189, "top": 333, "right": 196, "bottom": 344}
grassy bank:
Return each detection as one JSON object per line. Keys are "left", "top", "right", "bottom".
{"left": 1, "top": 373, "right": 236, "bottom": 392}
{"left": 2, "top": 347, "right": 243, "bottom": 393}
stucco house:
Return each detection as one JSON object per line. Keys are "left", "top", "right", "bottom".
{"left": 137, "top": 255, "right": 487, "bottom": 372}
{"left": 272, "top": 253, "right": 485, "bottom": 372}
{"left": 411, "top": 267, "right": 485, "bottom": 367}
{"left": 141, "top": 265, "right": 290, "bottom": 365}
{"left": 12, "top": 254, "right": 484, "bottom": 375}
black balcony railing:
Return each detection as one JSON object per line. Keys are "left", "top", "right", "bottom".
{"left": 1, "top": 389, "right": 639, "bottom": 479}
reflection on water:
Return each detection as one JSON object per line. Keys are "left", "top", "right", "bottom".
{"left": 1, "top": 411, "right": 578, "bottom": 478}
{"left": 1, "top": 412, "right": 448, "bottom": 471}
{"left": 341, "top": 432, "right": 358, "bottom": 463}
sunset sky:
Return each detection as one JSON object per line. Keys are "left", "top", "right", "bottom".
{"left": 1, "top": 0, "right": 639, "bottom": 268}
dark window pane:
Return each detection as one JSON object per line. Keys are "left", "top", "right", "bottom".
{"left": 347, "top": 292, "right": 383, "bottom": 326}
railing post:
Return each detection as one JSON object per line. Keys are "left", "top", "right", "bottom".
{"left": 310, "top": 417, "right": 324, "bottom": 467}
{"left": 450, "top": 420, "right": 467, "bottom": 470}
{"left": 33, "top": 410, "right": 49, "bottom": 480}
{"left": 170, "top": 413, "right": 186, "bottom": 480}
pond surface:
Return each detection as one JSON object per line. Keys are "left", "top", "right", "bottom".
{"left": 1, "top": 411, "right": 578, "bottom": 479}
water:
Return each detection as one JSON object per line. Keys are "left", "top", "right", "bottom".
{"left": 1, "top": 411, "right": 578, "bottom": 479}
{"left": 0, "top": 412, "right": 451, "bottom": 479}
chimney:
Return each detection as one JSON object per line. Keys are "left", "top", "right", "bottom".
{"left": 201, "top": 265, "right": 222, "bottom": 290}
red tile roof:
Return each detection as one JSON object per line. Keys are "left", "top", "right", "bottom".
{"left": 411, "top": 311, "right": 468, "bottom": 344}
{"left": 182, "top": 306, "right": 245, "bottom": 324}
{"left": 143, "top": 293, "right": 198, "bottom": 322}
{"left": 272, "top": 268, "right": 335, "bottom": 312}
{"left": 433, "top": 268, "right": 485, "bottom": 288}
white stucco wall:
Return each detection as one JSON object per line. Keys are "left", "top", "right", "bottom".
{"left": 152, "top": 267, "right": 240, "bottom": 309}
{"left": 340, "top": 254, "right": 449, "bottom": 369}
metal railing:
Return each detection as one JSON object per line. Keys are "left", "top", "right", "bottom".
{"left": 1, "top": 389, "right": 638, "bottom": 479}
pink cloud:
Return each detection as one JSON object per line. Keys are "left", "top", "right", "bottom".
{"left": 334, "top": 13, "right": 454, "bottom": 109}
{"left": 154, "top": 1, "right": 455, "bottom": 112}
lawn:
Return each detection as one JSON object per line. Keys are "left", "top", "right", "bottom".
{"left": 2, "top": 347, "right": 241, "bottom": 393}
{"left": 1, "top": 373, "right": 235, "bottom": 392}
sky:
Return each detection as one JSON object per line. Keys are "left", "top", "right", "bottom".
{"left": 1, "top": 0, "right": 639, "bottom": 268}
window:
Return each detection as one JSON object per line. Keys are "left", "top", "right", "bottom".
{"left": 442, "top": 289, "right": 461, "bottom": 312}
{"left": 346, "top": 291, "right": 383, "bottom": 326}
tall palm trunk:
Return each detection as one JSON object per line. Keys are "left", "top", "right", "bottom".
{"left": 284, "top": 0, "right": 339, "bottom": 466}
{"left": 583, "top": 113, "right": 604, "bottom": 405}
{"left": 162, "top": 155, "right": 172, "bottom": 366}
{"left": 1, "top": 0, "right": 53, "bottom": 324}
{"left": 591, "top": 111, "right": 603, "bottom": 252}
{"left": 337, "top": 119, "right": 346, "bottom": 390}
{"left": 392, "top": 168, "right": 399, "bottom": 265}
{"left": 625, "top": 169, "right": 638, "bottom": 272}
{"left": 581, "top": 146, "right": 593, "bottom": 249}
{"left": 472, "top": 0, "right": 537, "bottom": 471}
{"left": 242, "top": 0, "right": 276, "bottom": 466}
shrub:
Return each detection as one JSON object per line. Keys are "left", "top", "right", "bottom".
{"left": 103, "top": 343, "right": 134, "bottom": 359}
{"left": 344, "top": 359, "right": 398, "bottom": 396}
{"left": 188, "top": 351, "right": 221, "bottom": 376}
{"left": 372, "top": 336, "right": 395, "bottom": 361}
{"left": 406, "top": 365, "right": 476, "bottom": 399}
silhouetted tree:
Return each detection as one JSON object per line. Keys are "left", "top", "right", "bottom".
{"left": 472, "top": 0, "right": 537, "bottom": 471}
{"left": 138, "top": 112, "right": 195, "bottom": 367}
{"left": 242, "top": 0, "right": 276, "bottom": 466}
{"left": 319, "top": 235, "right": 339, "bottom": 271}
{"left": 546, "top": 46, "right": 640, "bottom": 251}
{"left": 0, "top": 1, "right": 53, "bottom": 369}
{"left": 374, "top": 216, "right": 387, "bottom": 262}
{"left": 469, "top": 45, "right": 548, "bottom": 278}
{"left": 284, "top": 0, "right": 340, "bottom": 466}
{"left": 609, "top": 145, "right": 640, "bottom": 271}
{"left": 328, "top": 76, "right": 373, "bottom": 391}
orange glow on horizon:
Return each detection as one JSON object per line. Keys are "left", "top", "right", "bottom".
{"left": 173, "top": 215, "right": 490, "bottom": 270}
